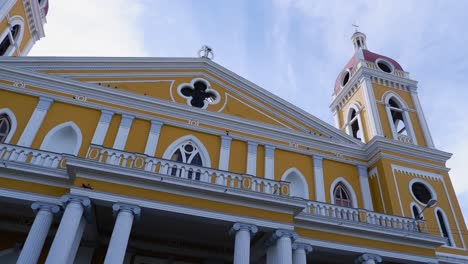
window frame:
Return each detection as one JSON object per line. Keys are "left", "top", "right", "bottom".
{"left": 345, "top": 103, "right": 365, "bottom": 142}
{"left": 0, "top": 16, "right": 25, "bottom": 56}
{"left": 434, "top": 207, "right": 455, "bottom": 247}
{"left": 330, "top": 177, "right": 358, "bottom": 208}
{"left": 383, "top": 92, "right": 417, "bottom": 145}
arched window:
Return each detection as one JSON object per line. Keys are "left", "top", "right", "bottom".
{"left": 347, "top": 108, "right": 363, "bottom": 141}
{"left": 0, "top": 24, "right": 21, "bottom": 56}
{"left": 162, "top": 136, "right": 211, "bottom": 181}
{"left": 281, "top": 168, "right": 309, "bottom": 199}
{"left": 389, "top": 98, "right": 408, "bottom": 136}
{"left": 0, "top": 114, "right": 11, "bottom": 143}
{"left": 40, "top": 122, "right": 82, "bottom": 155}
{"left": 333, "top": 183, "right": 353, "bottom": 207}
{"left": 436, "top": 209, "right": 453, "bottom": 247}
{"left": 411, "top": 204, "right": 422, "bottom": 220}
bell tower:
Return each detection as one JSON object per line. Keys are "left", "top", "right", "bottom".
{"left": 330, "top": 31, "right": 434, "bottom": 148}
{"left": 0, "top": 0, "right": 48, "bottom": 56}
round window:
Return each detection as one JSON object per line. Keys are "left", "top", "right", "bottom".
{"left": 411, "top": 182, "right": 432, "bottom": 204}
{"left": 341, "top": 71, "right": 350, "bottom": 87}
{"left": 377, "top": 60, "right": 392, "bottom": 73}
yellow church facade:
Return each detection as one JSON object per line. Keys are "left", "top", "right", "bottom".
{"left": 0, "top": 1, "right": 467, "bottom": 263}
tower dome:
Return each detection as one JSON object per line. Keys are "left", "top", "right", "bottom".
{"left": 334, "top": 31, "right": 404, "bottom": 95}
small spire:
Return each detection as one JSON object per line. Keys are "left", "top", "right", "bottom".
{"left": 198, "top": 45, "right": 214, "bottom": 60}
{"left": 351, "top": 30, "right": 367, "bottom": 52}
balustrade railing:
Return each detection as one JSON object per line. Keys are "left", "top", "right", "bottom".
{"left": 305, "top": 200, "right": 426, "bottom": 233}
{"left": 86, "top": 145, "right": 290, "bottom": 197}
{"left": 0, "top": 143, "right": 66, "bottom": 169}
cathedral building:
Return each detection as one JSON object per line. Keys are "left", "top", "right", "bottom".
{"left": 0, "top": 1, "right": 467, "bottom": 263}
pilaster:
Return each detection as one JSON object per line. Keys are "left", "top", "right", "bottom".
{"left": 409, "top": 86, "right": 434, "bottom": 148}
{"left": 18, "top": 97, "right": 53, "bottom": 147}
{"left": 218, "top": 135, "right": 232, "bottom": 171}
{"left": 357, "top": 165, "right": 374, "bottom": 210}
{"left": 360, "top": 76, "right": 383, "bottom": 139}
{"left": 246, "top": 141, "right": 258, "bottom": 176}
{"left": 313, "top": 155, "right": 325, "bottom": 202}
{"left": 113, "top": 114, "right": 135, "bottom": 150}
{"left": 91, "top": 110, "right": 114, "bottom": 145}
{"left": 264, "top": 145, "right": 275, "bottom": 180}
{"left": 144, "top": 120, "right": 163, "bottom": 156}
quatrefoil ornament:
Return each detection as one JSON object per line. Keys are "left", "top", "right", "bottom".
{"left": 177, "top": 78, "right": 220, "bottom": 109}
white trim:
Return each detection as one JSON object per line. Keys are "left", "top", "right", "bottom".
{"left": 40, "top": 121, "right": 83, "bottom": 155}
{"left": 91, "top": 110, "right": 114, "bottom": 145}
{"left": 409, "top": 87, "right": 434, "bottom": 148}
{"left": 176, "top": 78, "right": 220, "bottom": 109}
{"left": 281, "top": 167, "right": 309, "bottom": 199}
{"left": 144, "top": 120, "right": 163, "bottom": 156}
{"left": 0, "top": 0, "right": 16, "bottom": 21}
{"left": 359, "top": 76, "right": 382, "bottom": 139}
{"left": 17, "top": 97, "right": 53, "bottom": 147}
{"left": 357, "top": 165, "right": 373, "bottom": 210}
{"left": 113, "top": 114, "right": 134, "bottom": 150}
{"left": 340, "top": 68, "right": 352, "bottom": 88}
{"left": 246, "top": 141, "right": 257, "bottom": 176}
{"left": 382, "top": 91, "right": 418, "bottom": 145}
{"left": 329, "top": 177, "right": 358, "bottom": 208}
{"left": 162, "top": 134, "right": 212, "bottom": 168}
{"left": 0, "top": 108, "right": 17, "bottom": 143}
{"left": 313, "top": 155, "right": 325, "bottom": 202}
{"left": 264, "top": 145, "right": 275, "bottom": 180}
{"left": 434, "top": 207, "right": 455, "bottom": 248}
{"left": 20, "top": 37, "right": 35, "bottom": 56}
{"left": 369, "top": 167, "right": 386, "bottom": 213}
{"left": 375, "top": 58, "right": 395, "bottom": 74}
{"left": 0, "top": 16, "right": 25, "bottom": 56}
{"left": 408, "top": 178, "right": 437, "bottom": 207}
{"left": 218, "top": 135, "right": 232, "bottom": 171}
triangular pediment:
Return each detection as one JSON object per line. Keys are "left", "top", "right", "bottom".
{"left": 0, "top": 57, "right": 361, "bottom": 145}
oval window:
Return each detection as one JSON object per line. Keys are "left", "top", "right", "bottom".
{"left": 411, "top": 182, "right": 432, "bottom": 204}
{"left": 377, "top": 61, "right": 392, "bottom": 73}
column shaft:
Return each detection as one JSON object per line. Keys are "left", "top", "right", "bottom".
{"left": 266, "top": 244, "right": 277, "bottom": 264}
{"left": 17, "top": 208, "right": 54, "bottom": 264}
{"left": 104, "top": 210, "right": 135, "bottom": 264}
{"left": 277, "top": 236, "right": 293, "bottom": 264}
{"left": 67, "top": 217, "right": 87, "bottom": 264}
{"left": 45, "top": 201, "right": 85, "bottom": 264}
{"left": 292, "top": 248, "right": 307, "bottom": 264}
{"left": 233, "top": 229, "right": 250, "bottom": 264}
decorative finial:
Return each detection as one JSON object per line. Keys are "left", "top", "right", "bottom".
{"left": 352, "top": 23, "right": 359, "bottom": 32}
{"left": 198, "top": 45, "right": 214, "bottom": 60}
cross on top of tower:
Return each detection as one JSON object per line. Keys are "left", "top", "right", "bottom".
{"left": 352, "top": 23, "right": 359, "bottom": 32}
{"left": 198, "top": 45, "right": 214, "bottom": 60}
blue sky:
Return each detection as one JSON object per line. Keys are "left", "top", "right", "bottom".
{"left": 31, "top": 0, "right": 468, "bottom": 222}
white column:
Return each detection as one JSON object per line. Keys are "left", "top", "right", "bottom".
{"left": 355, "top": 253, "right": 382, "bottom": 264}
{"left": 313, "top": 155, "right": 325, "bottom": 202}
{"left": 358, "top": 165, "right": 374, "bottom": 210}
{"left": 292, "top": 243, "right": 313, "bottom": 264}
{"left": 67, "top": 217, "right": 87, "bottom": 264}
{"left": 17, "top": 202, "right": 60, "bottom": 264}
{"left": 91, "top": 110, "right": 114, "bottom": 145}
{"left": 264, "top": 145, "right": 275, "bottom": 180}
{"left": 409, "top": 87, "right": 434, "bottom": 148}
{"left": 18, "top": 97, "right": 53, "bottom": 147}
{"left": 229, "top": 223, "right": 257, "bottom": 264}
{"left": 144, "top": 120, "right": 163, "bottom": 156}
{"left": 265, "top": 230, "right": 297, "bottom": 264}
{"left": 113, "top": 114, "right": 135, "bottom": 150}
{"left": 218, "top": 135, "right": 232, "bottom": 171}
{"left": 246, "top": 141, "right": 258, "bottom": 176}
{"left": 360, "top": 76, "right": 383, "bottom": 139}
{"left": 104, "top": 203, "right": 141, "bottom": 264}
{"left": 45, "top": 195, "right": 90, "bottom": 264}
{"left": 332, "top": 108, "right": 340, "bottom": 129}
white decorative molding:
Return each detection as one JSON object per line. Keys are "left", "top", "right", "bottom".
{"left": 40, "top": 121, "right": 83, "bottom": 155}
{"left": 0, "top": 15, "right": 25, "bottom": 56}
{"left": 408, "top": 178, "right": 438, "bottom": 206}
{"left": 434, "top": 207, "right": 455, "bottom": 248}
{"left": 246, "top": 141, "right": 258, "bottom": 176}
{"left": 264, "top": 144, "right": 275, "bottom": 180}
{"left": 112, "top": 114, "right": 134, "bottom": 150}
{"left": 368, "top": 167, "right": 386, "bottom": 213}
{"left": 281, "top": 167, "right": 309, "bottom": 199}
{"left": 360, "top": 75, "right": 383, "bottom": 138}
{"left": 176, "top": 78, "right": 220, "bottom": 109}
{"left": 17, "top": 97, "right": 53, "bottom": 147}
{"left": 382, "top": 91, "right": 418, "bottom": 145}
{"left": 357, "top": 165, "right": 373, "bottom": 210}
{"left": 91, "top": 110, "right": 114, "bottom": 145}
{"left": 143, "top": 120, "right": 163, "bottom": 156}
{"left": 22, "top": 0, "right": 46, "bottom": 40}
{"left": 409, "top": 87, "right": 434, "bottom": 148}
{"left": 218, "top": 135, "right": 232, "bottom": 171}
{"left": 312, "top": 155, "right": 325, "bottom": 202}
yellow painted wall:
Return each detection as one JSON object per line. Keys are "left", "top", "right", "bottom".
{"left": 102, "top": 114, "right": 122, "bottom": 148}
{"left": 124, "top": 118, "right": 150, "bottom": 154}
{"left": 275, "top": 149, "right": 314, "bottom": 200}
{"left": 322, "top": 159, "right": 362, "bottom": 207}
{"left": 0, "top": 90, "right": 37, "bottom": 144}
{"left": 228, "top": 139, "right": 247, "bottom": 174}
{"left": 1, "top": 0, "right": 33, "bottom": 55}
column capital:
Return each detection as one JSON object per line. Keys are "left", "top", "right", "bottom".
{"left": 112, "top": 203, "right": 141, "bottom": 220}
{"left": 229, "top": 223, "right": 258, "bottom": 237}
{"left": 355, "top": 253, "right": 382, "bottom": 264}
{"left": 292, "top": 242, "right": 313, "bottom": 253}
{"left": 60, "top": 195, "right": 91, "bottom": 208}
{"left": 100, "top": 110, "right": 115, "bottom": 123}
{"left": 221, "top": 135, "right": 232, "bottom": 148}
{"left": 247, "top": 141, "right": 259, "bottom": 149}
{"left": 266, "top": 229, "right": 298, "bottom": 246}
{"left": 37, "top": 97, "right": 54, "bottom": 111}
{"left": 120, "top": 114, "right": 135, "bottom": 128}
{"left": 31, "top": 202, "right": 60, "bottom": 214}
{"left": 149, "top": 120, "right": 163, "bottom": 133}
{"left": 265, "top": 144, "right": 275, "bottom": 151}
{"left": 357, "top": 165, "right": 368, "bottom": 176}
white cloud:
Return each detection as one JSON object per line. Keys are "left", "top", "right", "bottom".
{"left": 30, "top": 0, "right": 146, "bottom": 56}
